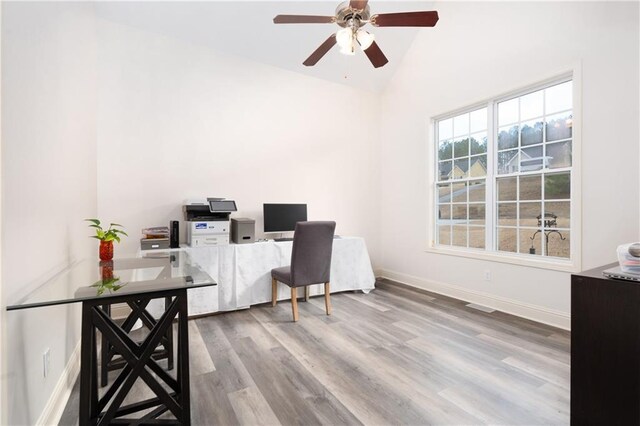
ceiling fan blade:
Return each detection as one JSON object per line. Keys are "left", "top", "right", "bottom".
{"left": 371, "top": 11, "right": 439, "bottom": 27}
{"left": 350, "top": 0, "right": 369, "bottom": 11}
{"left": 273, "top": 15, "right": 335, "bottom": 24}
{"left": 303, "top": 34, "right": 337, "bottom": 66}
{"left": 363, "top": 41, "right": 388, "bottom": 68}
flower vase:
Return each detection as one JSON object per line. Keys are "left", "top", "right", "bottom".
{"left": 100, "top": 260, "right": 114, "bottom": 281}
{"left": 99, "top": 240, "right": 114, "bottom": 261}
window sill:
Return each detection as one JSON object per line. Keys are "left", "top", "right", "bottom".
{"left": 424, "top": 245, "right": 580, "bottom": 273}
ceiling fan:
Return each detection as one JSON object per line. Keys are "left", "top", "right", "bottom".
{"left": 273, "top": 0, "right": 439, "bottom": 68}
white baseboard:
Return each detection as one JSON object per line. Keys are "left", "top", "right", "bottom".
{"left": 376, "top": 268, "right": 570, "bottom": 331}
{"left": 36, "top": 342, "right": 80, "bottom": 426}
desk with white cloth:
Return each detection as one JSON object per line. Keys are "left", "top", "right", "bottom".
{"left": 141, "top": 236, "right": 376, "bottom": 316}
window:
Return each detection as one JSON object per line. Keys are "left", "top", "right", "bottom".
{"left": 434, "top": 78, "right": 574, "bottom": 264}
{"left": 437, "top": 108, "right": 488, "bottom": 250}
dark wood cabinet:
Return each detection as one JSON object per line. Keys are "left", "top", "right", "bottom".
{"left": 571, "top": 263, "right": 640, "bottom": 425}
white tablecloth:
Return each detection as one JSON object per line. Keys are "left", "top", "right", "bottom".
{"left": 143, "top": 237, "right": 376, "bottom": 316}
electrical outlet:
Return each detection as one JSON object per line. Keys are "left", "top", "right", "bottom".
{"left": 43, "top": 348, "right": 50, "bottom": 378}
{"left": 484, "top": 270, "right": 492, "bottom": 281}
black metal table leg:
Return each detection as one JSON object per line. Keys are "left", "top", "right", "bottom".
{"left": 100, "top": 304, "right": 111, "bottom": 388}
{"left": 166, "top": 296, "right": 174, "bottom": 370}
{"left": 177, "top": 292, "right": 190, "bottom": 425}
{"left": 80, "top": 301, "right": 98, "bottom": 425}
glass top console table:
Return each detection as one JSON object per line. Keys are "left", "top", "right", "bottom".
{"left": 7, "top": 251, "right": 216, "bottom": 425}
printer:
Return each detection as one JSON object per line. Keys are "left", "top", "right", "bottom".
{"left": 183, "top": 198, "right": 237, "bottom": 247}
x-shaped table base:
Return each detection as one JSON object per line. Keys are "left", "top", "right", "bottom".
{"left": 100, "top": 297, "right": 174, "bottom": 388}
{"left": 79, "top": 288, "right": 190, "bottom": 425}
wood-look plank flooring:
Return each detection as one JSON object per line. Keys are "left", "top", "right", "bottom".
{"left": 59, "top": 279, "right": 570, "bottom": 425}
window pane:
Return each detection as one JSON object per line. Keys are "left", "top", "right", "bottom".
{"left": 438, "top": 161, "right": 452, "bottom": 181}
{"left": 453, "top": 138, "right": 470, "bottom": 158}
{"left": 469, "top": 155, "right": 487, "bottom": 177}
{"left": 498, "top": 125, "right": 519, "bottom": 150}
{"left": 469, "top": 204, "right": 485, "bottom": 225}
{"left": 470, "top": 109, "right": 487, "bottom": 133}
{"left": 452, "top": 204, "right": 467, "bottom": 221}
{"left": 521, "top": 120, "right": 543, "bottom": 146}
{"left": 469, "top": 226, "right": 485, "bottom": 249}
{"left": 468, "top": 180, "right": 486, "bottom": 202}
{"left": 547, "top": 230, "right": 570, "bottom": 258}
{"left": 438, "top": 204, "right": 451, "bottom": 221}
{"left": 498, "top": 149, "right": 519, "bottom": 175}
{"left": 438, "top": 183, "right": 452, "bottom": 203}
{"left": 470, "top": 132, "right": 487, "bottom": 154}
{"left": 545, "top": 173, "right": 570, "bottom": 199}
{"left": 519, "top": 175, "right": 542, "bottom": 200}
{"left": 497, "top": 227, "right": 518, "bottom": 253}
{"left": 545, "top": 201, "right": 570, "bottom": 228}
{"left": 547, "top": 141, "right": 572, "bottom": 169}
{"left": 519, "top": 202, "right": 541, "bottom": 227}
{"left": 498, "top": 203, "right": 517, "bottom": 226}
{"left": 452, "top": 225, "right": 468, "bottom": 247}
{"left": 520, "top": 229, "right": 542, "bottom": 256}
{"left": 438, "top": 118, "right": 453, "bottom": 141}
{"left": 497, "top": 177, "right": 517, "bottom": 201}
{"left": 545, "top": 81, "right": 572, "bottom": 114}
{"left": 451, "top": 182, "right": 467, "bottom": 203}
{"left": 453, "top": 158, "right": 469, "bottom": 179}
{"left": 498, "top": 98, "right": 519, "bottom": 126}
{"left": 453, "top": 114, "right": 470, "bottom": 137}
{"left": 438, "top": 225, "right": 451, "bottom": 245}
{"left": 520, "top": 90, "right": 543, "bottom": 121}
{"left": 546, "top": 112, "right": 572, "bottom": 142}
{"left": 521, "top": 145, "right": 544, "bottom": 172}
{"left": 438, "top": 140, "right": 453, "bottom": 161}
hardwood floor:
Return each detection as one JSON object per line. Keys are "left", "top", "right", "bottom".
{"left": 59, "top": 279, "right": 570, "bottom": 425}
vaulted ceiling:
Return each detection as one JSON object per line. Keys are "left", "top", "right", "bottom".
{"left": 95, "top": 1, "right": 435, "bottom": 92}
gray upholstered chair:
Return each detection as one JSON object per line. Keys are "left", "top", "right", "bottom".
{"left": 271, "top": 221, "right": 336, "bottom": 321}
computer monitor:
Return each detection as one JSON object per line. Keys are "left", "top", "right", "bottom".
{"left": 263, "top": 204, "right": 307, "bottom": 233}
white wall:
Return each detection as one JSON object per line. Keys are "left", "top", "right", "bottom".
{"left": 95, "top": 19, "right": 382, "bottom": 264}
{"left": 1, "top": 2, "right": 97, "bottom": 424}
{"left": 378, "top": 1, "right": 640, "bottom": 328}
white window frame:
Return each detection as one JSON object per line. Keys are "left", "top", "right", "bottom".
{"left": 426, "top": 69, "right": 582, "bottom": 273}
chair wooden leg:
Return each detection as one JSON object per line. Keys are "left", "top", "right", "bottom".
{"left": 304, "top": 285, "right": 310, "bottom": 302}
{"left": 271, "top": 278, "right": 277, "bottom": 307}
{"left": 291, "top": 287, "right": 299, "bottom": 322}
{"left": 324, "top": 282, "right": 332, "bottom": 315}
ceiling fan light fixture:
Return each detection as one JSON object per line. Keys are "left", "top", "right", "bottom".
{"left": 339, "top": 44, "right": 356, "bottom": 56}
{"left": 336, "top": 28, "right": 353, "bottom": 49}
{"left": 356, "top": 29, "right": 375, "bottom": 50}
